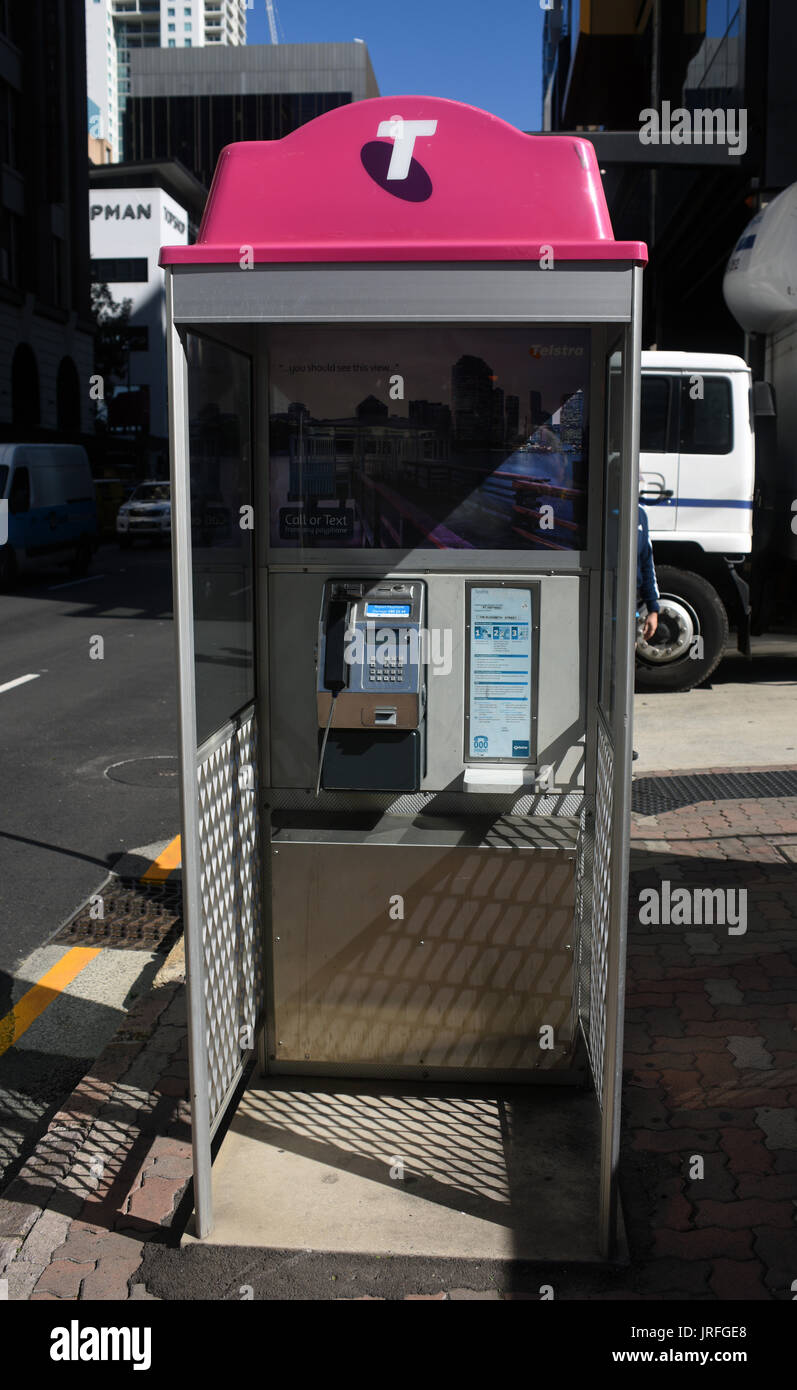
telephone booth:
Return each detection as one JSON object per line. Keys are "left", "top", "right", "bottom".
{"left": 161, "top": 97, "right": 646, "bottom": 1258}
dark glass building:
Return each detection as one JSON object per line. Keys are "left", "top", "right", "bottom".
{"left": 541, "top": 1, "right": 797, "bottom": 354}
{"left": 124, "top": 42, "right": 380, "bottom": 189}
{"left": 0, "top": 0, "right": 93, "bottom": 441}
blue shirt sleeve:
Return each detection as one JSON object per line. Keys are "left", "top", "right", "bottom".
{"left": 637, "top": 505, "right": 660, "bottom": 612}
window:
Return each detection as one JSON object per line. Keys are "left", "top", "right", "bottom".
{"left": 268, "top": 324, "right": 592, "bottom": 552}
{"left": 0, "top": 81, "right": 21, "bottom": 169}
{"left": 90, "top": 257, "right": 148, "bottom": 283}
{"left": 680, "top": 377, "right": 733, "bottom": 454}
{"left": 131, "top": 482, "right": 169, "bottom": 502}
{"left": 9, "top": 466, "right": 30, "bottom": 514}
{"left": 126, "top": 325, "right": 149, "bottom": 351}
{"left": 186, "top": 335, "right": 255, "bottom": 744}
{"left": 640, "top": 376, "right": 671, "bottom": 452}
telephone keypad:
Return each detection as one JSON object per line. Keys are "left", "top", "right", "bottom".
{"left": 368, "top": 662, "right": 406, "bottom": 684}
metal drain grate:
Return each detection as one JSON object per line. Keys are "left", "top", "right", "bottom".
{"left": 632, "top": 769, "right": 797, "bottom": 816}
{"left": 54, "top": 878, "right": 183, "bottom": 952}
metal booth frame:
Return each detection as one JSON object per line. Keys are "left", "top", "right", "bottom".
{"left": 162, "top": 97, "right": 646, "bottom": 1257}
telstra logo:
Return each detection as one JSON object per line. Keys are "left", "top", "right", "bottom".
{"left": 361, "top": 116, "right": 437, "bottom": 201}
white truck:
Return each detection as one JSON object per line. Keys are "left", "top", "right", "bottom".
{"left": 635, "top": 184, "right": 797, "bottom": 692}
{"left": 635, "top": 350, "right": 758, "bottom": 691}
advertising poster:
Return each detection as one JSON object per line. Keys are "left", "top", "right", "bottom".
{"left": 268, "top": 324, "right": 590, "bottom": 551}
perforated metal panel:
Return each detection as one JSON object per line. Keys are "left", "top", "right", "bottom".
{"left": 196, "top": 708, "right": 263, "bottom": 1129}
{"left": 269, "top": 788, "right": 584, "bottom": 817}
{"left": 585, "top": 716, "right": 614, "bottom": 1105}
{"left": 575, "top": 798, "right": 594, "bottom": 1039}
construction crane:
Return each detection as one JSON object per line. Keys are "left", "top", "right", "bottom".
{"left": 265, "top": 0, "right": 280, "bottom": 45}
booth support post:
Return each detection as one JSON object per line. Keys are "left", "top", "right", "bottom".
{"left": 598, "top": 266, "right": 644, "bottom": 1258}
{"left": 165, "top": 271, "right": 214, "bottom": 1238}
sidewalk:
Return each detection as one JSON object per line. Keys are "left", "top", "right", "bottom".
{"left": 1, "top": 771, "right": 795, "bottom": 1300}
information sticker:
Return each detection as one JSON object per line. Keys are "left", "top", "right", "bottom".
{"left": 467, "top": 587, "right": 533, "bottom": 760}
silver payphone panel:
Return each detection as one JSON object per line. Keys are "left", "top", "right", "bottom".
{"left": 315, "top": 578, "right": 427, "bottom": 792}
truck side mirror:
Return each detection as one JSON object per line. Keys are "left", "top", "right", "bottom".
{"left": 752, "top": 381, "right": 776, "bottom": 418}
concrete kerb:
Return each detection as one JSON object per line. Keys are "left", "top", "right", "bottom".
{"left": 0, "top": 936, "right": 191, "bottom": 1302}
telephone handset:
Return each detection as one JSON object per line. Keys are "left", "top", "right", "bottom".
{"left": 315, "top": 579, "right": 427, "bottom": 794}
{"left": 322, "top": 597, "right": 350, "bottom": 696}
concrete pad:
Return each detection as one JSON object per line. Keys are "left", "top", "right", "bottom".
{"left": 193, "top": 1077, "right": 613, "bottom": 1262}
{"left": 634, "top": 679, "right": 797, "bottom": 774}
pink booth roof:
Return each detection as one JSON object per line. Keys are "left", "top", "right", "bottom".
{"left": 160, "top": 96, "right": 647, "bottom": 267}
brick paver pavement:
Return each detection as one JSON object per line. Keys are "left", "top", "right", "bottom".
{"left": 0, "top": 779, "right": 795, "bottom": 1300}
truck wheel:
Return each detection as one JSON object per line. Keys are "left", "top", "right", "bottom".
{"left": 635, "top": 566, "right": 728, "bottom": 693}
{"left": 0, "top": 545, "right": 17, "bottom": 591}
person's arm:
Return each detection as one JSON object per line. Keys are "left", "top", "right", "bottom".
{"left": 634, "top": 511, "right": 659, "bottom": 614}
{"left": 638, "top": 508, "right": 660, "bottom": 639}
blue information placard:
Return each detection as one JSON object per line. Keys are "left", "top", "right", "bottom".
{"left": 468, "top": 587, "right": 533, "bottom": 760}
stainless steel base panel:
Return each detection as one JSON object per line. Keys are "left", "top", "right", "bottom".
{"left": 268, "top": 814, "right": 578, "bottom": 1077}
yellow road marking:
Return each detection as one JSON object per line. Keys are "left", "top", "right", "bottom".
{"left": 0, "top": 947, "right": 101, "bottom": 1058}
{"left": 140, "top": 834, "right": 181, "bottom": 883}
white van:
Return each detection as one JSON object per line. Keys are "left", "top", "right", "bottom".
{"left": 0, "top": 444, "right": 98, "bottom": 588}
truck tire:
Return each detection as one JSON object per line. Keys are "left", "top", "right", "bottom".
{"left": 635, "top": 566, "right": 728, "bottom": 693}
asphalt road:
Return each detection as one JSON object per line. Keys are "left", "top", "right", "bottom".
{"left": 0, "top": 539, "right": 179, "bottom": 1189}
{"left": 0, "top": 541, "right": 179, "bottom": 977}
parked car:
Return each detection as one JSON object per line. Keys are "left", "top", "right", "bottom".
{"left": 116, "top": 481, "right": 171, "bottom": 547}
{"left": 0, "top": 444, "right": 98, "bottom": 589}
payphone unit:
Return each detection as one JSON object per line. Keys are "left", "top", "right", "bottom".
{"left": 316, "top": 578, "right": 427, "bottom": 792}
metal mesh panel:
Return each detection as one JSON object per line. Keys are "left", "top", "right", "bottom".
{"left": 586, "top": 718, "right": 613, "bottom": 1105}
{"left": 196, "top": 708, "right": 262, "bottom": 1128}
{"left": 575, "top": 798, "right": 594, "bottom": 1039}
{"left": 269, "top": 788, "right": 584, "bottom": 817}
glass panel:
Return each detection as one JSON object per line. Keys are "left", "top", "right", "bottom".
{"left": 268, "top": 325, "right": 591, "bottom": 552}
{"left": 599, "top": 344, "right": 624, "bottom": 720}
{"left": 640, "top": 375, "right": 670, "bottom": 452}
{"left": 679, "top": 376, "right": 733, "bottom": 454}
{"left": 186, "top": 334, "right": 255, "bottom": 746}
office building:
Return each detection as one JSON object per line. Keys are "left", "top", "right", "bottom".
{"left": 124, "top": 42, "right": 380, "bottom": 186}
{"left": 88, "top": 160, "right": 207, "bottom": 445}
{"left": 0, "top": 1, "right": 93, "bottom": 441}
{"left": 541, "top": 0, "right": 797, "bottom": 352}
{"left": 85, "top": 0, "right": 247, "bottom": 162}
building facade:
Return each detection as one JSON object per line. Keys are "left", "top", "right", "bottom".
{"left": 85, "top": 0, "right": 247, "bottom": 162}
{"left": 0, "top": 0, "right": 94, "bottom": 443}
{"left": 124, "top": 41, "right": 380, "bottom": 187}
{"left": 88, "top": 161, "right": 206, "bottom": 447}
{"left": 541, "top": 0, "right": 797, "bottom": 353}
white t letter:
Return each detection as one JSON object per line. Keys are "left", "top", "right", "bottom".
{"left": 377, "top": 118, "right": 438, "bottom": 179}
